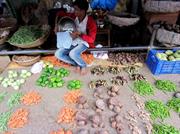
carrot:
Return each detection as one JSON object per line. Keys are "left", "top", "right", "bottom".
{"left": 57, "top": 107, "right": 76, "bottom": 124}
{"left": 49, "top": 129, "right": 72, "bottom": 134}
{"left": 21, "top": 91, "right": 42, "bottom": 106}
{"left": 8, "top": 108, "right": 29, "bottom": 129}
{"left": 3, "top": 132, "right": 13, "bottom": 134}
{"left": 42, "top": 54, "right": 94, "bottom": 67}
{"left": 63, "top": 90, "right": 81, "bottom": 104}
{"left": 42, "top": 56, "right": 70, "bottom": 67}
{"left": 66, "top": 130, "right": 73, "bottom": 134}
{"left": 81, "top": 53, "right": 94, "bottom": 64}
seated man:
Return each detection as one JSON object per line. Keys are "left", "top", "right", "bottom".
{"left": 55, "top": 0, "right": 97, "bottom": 75}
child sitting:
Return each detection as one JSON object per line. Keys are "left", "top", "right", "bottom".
{"left": 55, "top": 0, "right": 97, "bottom": 75}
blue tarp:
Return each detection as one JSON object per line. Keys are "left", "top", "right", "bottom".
{"left": 90, "top": 0, "right": 118, "bottom": 10}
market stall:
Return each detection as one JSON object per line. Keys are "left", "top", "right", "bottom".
{"left": 0, "top": 0, "right": 180, "bottom": 134}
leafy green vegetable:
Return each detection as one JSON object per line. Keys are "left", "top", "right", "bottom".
{"left": 8, "top": 25, "right": 44, "bottom": 45}
{"left": 145, "top": 100, "right": 170, "bottom": 120}
{"left": 0, "top": 92, "right": 7, "bottom": 103}
{"left": 155, "top": 80, "right": 176, "bottom": 92}
{"left": 153, "top": 123, "right": 180, "bottom": 134}
{"left": 167, "top": 98, "right": 180, "bottom": 113}
{"left": 0, "top": 111, "right": 11, "bottom": 132}
{"left": 133, "top": 80, "right": 154, "bottom": 96}
{"left": 7, "top": 92, "right": 23, "bottom": 109}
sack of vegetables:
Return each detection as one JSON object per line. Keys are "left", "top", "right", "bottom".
{"left": 7, "top": 25, "right": 50, "bottom": 48}
{"left": 0, "top": 17, "right": 17, "bottom": 45}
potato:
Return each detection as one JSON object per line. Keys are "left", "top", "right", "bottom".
{"left": 76, "top": 111, "right": 88, "bottom": 121}
{"left": 111, "top": 121, "right": 117, "bottom": 128}
{"left": 78, "top": 96, "right": 87, "bottom": 104}
{"left": 96, "top": 99, "right": 105, "bottom": 110}
{"left": 95, "top": 130, "right": 109, "bottom": 134}
{"left": 77, "top": 120, "right": 86, "bottom": 126}
{"left": 77, "top": 129, "right": 89, "bottom": 134}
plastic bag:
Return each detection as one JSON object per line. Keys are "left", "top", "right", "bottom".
{"left": 90, "top": 0, "right": 118, "bottom": 10}
{"left": 31, "top": 61, "right": 44, "bottom": 74}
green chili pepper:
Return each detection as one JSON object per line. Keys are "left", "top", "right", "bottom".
{"left": 133, "top": 80, "right": 154, "bottom": 96}
{"left": 155, "top": 80, "right": 176, "bottom": 92}
{"left": 145, "top": 100, "right": 170, "bottom": 120}
{"left": 0, "top": 111, "right": 11, "bottom": 132}
{"left": 167, "top": 98, "right": 180, "bottom": 113}
{"left": 7, "top": 92, "right": 23, "bottom": 109}
{"left": 0, "top": 92, "right": 7, "bottom": 103}
{"left": 153, "top": 123, "right": 180, "bottom": 134}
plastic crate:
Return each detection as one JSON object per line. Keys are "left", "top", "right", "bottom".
{"left": 146, "top": 49, "right": 180, "bottom": 75}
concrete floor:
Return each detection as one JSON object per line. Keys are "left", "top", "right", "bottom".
{"left": 0, "top": 62, "right": 180, "bottom": 134}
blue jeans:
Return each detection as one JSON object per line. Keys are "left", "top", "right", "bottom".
{"left": 55, "top": 44, "right": 88, "bottom": 68}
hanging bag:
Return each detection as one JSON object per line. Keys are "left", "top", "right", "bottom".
{"left": 90, "top": 0, "right": 118, "bottom": 10}
{"left": 142, "top": 0, "right": 180, "bottom": 13}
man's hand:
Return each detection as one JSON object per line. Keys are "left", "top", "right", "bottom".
{"left": 70, "top": 31, "right": 81, "bottom": 39}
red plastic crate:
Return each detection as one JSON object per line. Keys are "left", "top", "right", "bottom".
{"left": 146, "top": 49, "right": 180, "bottom": 75}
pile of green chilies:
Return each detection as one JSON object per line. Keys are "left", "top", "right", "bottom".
{"left": 145, "top": 100, "right": 170, "bottom": 120}
{"left": 155, "top": 80, "right": 177, "bottom": 92}
{"left": 7, "top": 92, "right": 23, "bottom": 109}
{"left": 153, "top": 123, "right": 180, "bottom": 134}
{"left": 133, "top": 80, "right": 154, "bottom": 96}
{"left": 167, "top": 98, "right": 180, "bottom": 113}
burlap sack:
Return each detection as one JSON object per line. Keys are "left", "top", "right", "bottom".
{"left": 156, "top": 28, "right": 180, "bottom": 46}
{"left": 142, "top": 0, "right": 180, "bottom": 13}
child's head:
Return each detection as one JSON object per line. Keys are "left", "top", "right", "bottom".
{"left": 73, "top": 0, "right": 89, "bottom": 18}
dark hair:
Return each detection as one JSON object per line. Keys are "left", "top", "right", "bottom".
{"left": 73, "top": 0, "right": 89, "bottom": 11}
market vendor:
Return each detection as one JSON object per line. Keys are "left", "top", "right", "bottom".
{"left": 55, "top": 0, "right": 97, "bottom": 75}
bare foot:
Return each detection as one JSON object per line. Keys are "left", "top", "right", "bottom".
{"left": 75, "top": 66, "right": 81, "bottom": 73}
{"left": 80, "top": 68, "right": 88, "bottom": 75}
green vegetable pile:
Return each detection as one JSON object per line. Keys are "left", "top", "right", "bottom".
{"left": 145, "top": 100, "right": 170, "bottom": 120}
{"left": 167, "top": 98, "right": 180, "bottom": 113}
{"left": 19, "top": 70, "right": 32, "bottom": 78}
{"left": 67, "top": 80, "right": 82, "bottom": 90}
{"left": 0, "top": 111, "right": 11, "bottom": 132}
{"left": 153, "top": 123, "right": 180, "bottom": 134}
{"left": 156, "top": 50, "right": 180, "bottom": 61}
{"left": 155, "top": 80, "right": 177, "bottom": 92}
{"left": 7, "top": 92, "right": 23, "bottom": 109}
{"left": 36, "top": 67, "right": 69, "bottom": 88}
{"left": 133, "top": 80, "right": 154, "bottom": 96}
{"left": 0, "top": 92, "right": 7, "bottom": 103}
{"left": 8, "top": 25, "right": 45, "bottom": 45}
{"left": 0, "top": 70, "right": 31, "bottom": 90}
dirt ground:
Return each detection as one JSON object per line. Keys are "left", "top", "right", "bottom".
{"left": 0, "top": 61, "right": 180, "bottom": 134}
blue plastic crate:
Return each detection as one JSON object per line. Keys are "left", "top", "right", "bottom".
{"left": 146, "top": 49, "right": 180, "bottom": 75}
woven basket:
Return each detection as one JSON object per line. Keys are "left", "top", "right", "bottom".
{"left": 107, "top": 12, "right": 140, "bottom": 27}
{"left": 9, "top": 26, "right": 50, "bottom": 48}
{"left": 143, "top": 1, "right": 180, "bottom": 13}
{"left": 12, "top": 55, "right": 41, "bottom": 66}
